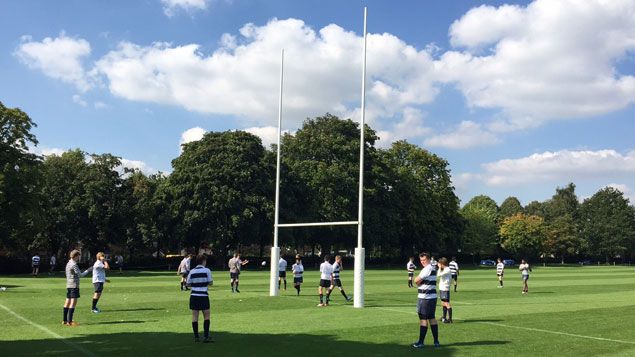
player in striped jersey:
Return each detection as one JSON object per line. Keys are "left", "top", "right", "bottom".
{"left": 317, "top": 255, "right": 333, "bottom": 307}
{"left": 278, "top": 257, "right": 287, "bottom": 291}
{"left": 437, "top": 258, "right": 453, "bottom": 323}
{"left": 63, "top": 250, "right": 91, "bottom": 326}
{"left": 292, "top": 256, "right": 304, "bottom": 295}
{"left": 32, "top": 254, "right": 40, "bottom": 276}
{"left": 430, "top": 256, "right": 438, "bottom": 272}
{"left": 186, "top": 254, "right": 214, "bottom": 343}
{"left": 326, "top": 255, "right": 352, "bottom": 303}
{"left": 496, "top": 258, "right": 505, "bottom": 288}
{"left": 406, "top": 257, "right": 416, "bottom": 288}
{"left": 412, "top": 252, "right": 440, "bottom": 348}
{"left": 449, "top": 257, "right": 459, "bottom": 292}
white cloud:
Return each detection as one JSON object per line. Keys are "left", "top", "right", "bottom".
{"left": 72, "top": 94, "right": 88, "bottom": 107}
{"left": 480, "top": 150, "right": 635, "bottom": 186}
{"left": 437, "top": 0, "right": 635, "bottom": 131}
{"left": 93, "top": 18, "right": 437, "bottom": 128}
{"left": 15, "top": 33, "right": 93, "bottom": 91}
{"left": 94, "top": 101, "right": 107, "bottom": 109}
{"left": 376, "top": 107, "right": 432, "bottom": 148}
{"left": 120, "top": 158, "right": 156, "bottom": 175}
{"left": 161, "top": 0, "right": 209, "bottom": 17}
{"left": 424, "top": 121, "right": 500, "bottom": 149}
{"left": 180, "top": 127, "right": 207, "bottom": 148}
{"left": 37, "top": 147, "right": 68, "bottom": 156}
{"left": 244, "top": 126, "right": 289, "bottom": 148}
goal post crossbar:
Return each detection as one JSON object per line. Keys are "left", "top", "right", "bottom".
{"left": 276, "top": 221, "right": 359, "bottom": 228}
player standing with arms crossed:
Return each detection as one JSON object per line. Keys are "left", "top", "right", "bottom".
{"left": 412, "top": 252, "right": 440, "bottom": 348}
{"left": 187, "top": 254, "right": 213, "bottom": 343}
{"left": 91, "top": 252, "right": 110, "bottom": 313}
{"left": 63, "top": 250, "right": 90, "bottom": 326}
{"left": 449, "top": 257, "right": 459, "bottom": 292}
{"left": 278, "top": 256, "right": 288, "bottom": 291}
{"left": 437, "top": 258, "right": 453, "bottom": 323}
{"left": 317, "top": 255, "right": 333, "bottom": 307}
{"left": 496, "top": 258, "right": 505, "bottom": 288}
{"left": 291, "top": 255, "right": 304, "bottom": 295}
{"left": 519, "top": 259, "right": 531, "bottom": 294}
{"left": 407, "top": 257, "right": 416, "bottom": 288}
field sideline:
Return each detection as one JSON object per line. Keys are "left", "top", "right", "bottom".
{"left": 0, "top": 266, "right": 634, "bottom": 356}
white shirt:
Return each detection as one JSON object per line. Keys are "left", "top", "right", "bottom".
{"left": 292, "top": 263, "right": 304, "bottom": 278}
{"left": 417, "top": 264, "right": 437, "bottom": 299}
{"left": 437, "top": 267, "right": 451, "bottom": 292}
{"left": 50, "top": 256, "right": 56, "bottom": 265}
{"left": 519, "top": 263, "right": 530, "bottom": 276}
{"left": 179, "top": 257, "right": 190, "bottom": 273}
{"left": 92, "top": 260, "right": 106, "bottom": 283}
{"left": 407, "top": 261, "right": 416, "bottom": 272}
{"left": 320, "top": 262, "right": 333, "bottom": 280}
{"left": 279, "top": 258, "right": 287, "bottom": 272}
{"left": 496, "top": 262, "right": 505, "bottom": 274}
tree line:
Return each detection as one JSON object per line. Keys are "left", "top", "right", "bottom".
{"left": 1, "top": 102, "right": 633, "bottom": 264}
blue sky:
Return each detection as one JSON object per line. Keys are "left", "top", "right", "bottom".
{"left": 2, "top": 0, "right": 635, "bottom": 205}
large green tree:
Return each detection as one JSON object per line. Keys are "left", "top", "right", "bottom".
{"left": 499, "top": 213, "right": 546, "bottom": 259}
{"left": 460, "top": 195, "right": 499, "bottom": 261}
{"left": 499, "top": 196, "right": 523, "bottom": 218}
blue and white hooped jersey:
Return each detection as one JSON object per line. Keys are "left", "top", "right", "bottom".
{"left": 417, "top": 265, "right": 437, "bottom": 300}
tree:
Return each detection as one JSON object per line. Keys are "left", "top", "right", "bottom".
{"left": 524, "top": 200, "right": 546, "bottom": 217}
{"left": 499, "top": 213, "right": 546, "bottom": 259}
{"left": 544, "top": 183, "right": 579, "bottom": 222}
{"left": 500, "top": 196, "right": 523, "bottom": 218}
{"left": 460, "top": 195, "right": 499, "bottom": 261}
{"left": 544, "top": 214, "right": 586, "bottom": 264}
{"left": 0, "top": 101, "right": 41, "bottom": 253}
{"left": 579, "top": 187, "right": 635, "bottom": 263}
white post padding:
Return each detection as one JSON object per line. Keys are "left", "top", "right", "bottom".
{"left": 353, "top": 247, "right": 365, "bottom": 308}
{"left": 269, "top": 246, "right": 280, "bottom": 296}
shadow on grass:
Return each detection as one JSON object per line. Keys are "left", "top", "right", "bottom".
{"left": 460, "top": 319, "right": 504, "bottom": 323}
{"left": 89, "top": 320, "right": 158, "bottom": 325}
{"left": 103, "top": 308, "right": 163, "bottom": 313}
{"left": 0, "top": 285, "right": 24, "bottom": 288}
{"left": 1, "top": 331, "right": 509, "bottom": 356}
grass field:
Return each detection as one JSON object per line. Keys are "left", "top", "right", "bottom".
{"left": 0, "top": 266, "right": 634, "bottom": 356}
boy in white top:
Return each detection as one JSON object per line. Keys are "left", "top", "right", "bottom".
{"left": 91, "top": 252, "right": 110, "bottom": 313}
{"left": 292, "top": 255, "right": 304, "bottom": 295}
{"left": 32, "top": 254, "right": 40, "bottom": 276}
{"left": 496, "top": 258, "right": 505, "bottom": 288}
{"left": 437, "top": 257, "right": 453, "bottom": 323}
{"left": 519, "top": 259, "right": 531, "bottom": 294}
{"left": 278, "top": 257, "right": 288, "bottom": 291}
{"left": 178, "top": 254, "right": 192, "bottom": 291}
{"left": 407, "top": 257, "right": 416, "bottom": 288}
{"left": 317, "top": 255, "right": 333, "bottom": 307}
{"left": 49, "top": 255, "right": 57, "bottom": 275}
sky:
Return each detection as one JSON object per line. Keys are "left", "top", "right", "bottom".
{"left": 2, "top": 0, "right": 635, "bottom": 206}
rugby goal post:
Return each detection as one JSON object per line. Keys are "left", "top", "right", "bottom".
{"left": 269, "top": 8, "right": 368, "bottom": 309}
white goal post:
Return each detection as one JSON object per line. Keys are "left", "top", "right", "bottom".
{"left": 269, "top": 8, "right": 369, "bottom": 309}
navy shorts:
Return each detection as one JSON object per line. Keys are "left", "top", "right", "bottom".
{"left": 279, "top": 271, "right": 286, "bottom": 278}
{"left": 67, "top": 288, "right": 80, "bottom": 299}
{"left": 181, "top": 272, "right": 189, "bottom": 278}
{"left": 451, "top": 274, "right": 458, "bottom": 281}
{"left": 408, "top": 272, "right": 414, "bottom": 277}
{"left": 230, "top": 272, "right": 240, "bottom": 280}
{"left": 319, "top": 279, "right": 331, "bottom": 288}
{"left": 333, "top": 278, "right": 342, "bottom": 287}
{"left": 440, "top": 290, "right": 450, "bottom": 302}
{"left": 189, "top": 295, "right": 210, "bottom": 311}
{"left": 294, "top": 277, "right": 303, "bottom": 284}
{"left": 93, "top": 282, "right": 104, "bottom": 293}
{"left": 522, "top": 275, "right": 529, "bottom": 281}
{"left": 32, "top": 264, "right": 39, "bottom": 268}
{"left": 417, "top": 298, "right": 437, "bottom": 320}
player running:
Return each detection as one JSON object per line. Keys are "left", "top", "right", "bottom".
{"left": 186, "top": 254, "right": 214, "bottom": 343}
{"left": 407, "top": 257, "right": 416, "bottom": 288}
{"left": 62, "top": 250, "right": 90, "bottom": 326}
{"left": 326, "top": 255, "right": 352, "bottom": 303}
{"left": 437, "top": 258, "right": 453, "bottom": 323}
{"left": 91, "top": 252, "right": 110, "bottom": 313}
{"left": 496, "top": 258, "right": 505, "bottom": 288}
{"left": 32, "top": 254, "right": 40, "bottom": 277}
{"left": 519, "top": 259, "right": 532, "bottom": 294}
{"left": 278, "top": 256, "right": 288, "bottom": 291}
{"left": 178, "top": 254, "right": 192, "bottom": 291}
{"left": 449, "top": 257, "right": 459, "bottom": 292}
{"left": 291, "top": 256, "right": 304, "bottom": 295}
{"left": 317, "top": 255, "right": 333, "bottom": 307}
{"left": 412, "top": 252, "right": 440, "bottom": 348}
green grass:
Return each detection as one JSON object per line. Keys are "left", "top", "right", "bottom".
{"left": 1, "top": 266, "right": 634, "bottom": 356}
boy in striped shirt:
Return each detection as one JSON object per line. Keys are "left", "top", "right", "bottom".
{"left": 407, "top": 257, "right": 416, "bottom": 288}
{"left": 292, "top": 256, "right": 304, "bottom": 296}
{"left": 412, "top": 252, "right": 440, "bottom": 348}
{"left": 32, "top": 254, "right": 40, "bottom": 276}
{"left": 63, "top": 250, "right": 91, "bottom": 326}
{"left": 449, "top": 257, "right": 459, "bottom": 292}
{"left": 326, "top": 255, "right": 352, "bottom": 303}
{"left": 187, "top": 254, "right": 214, "bottom": 343}
{"left": 496, "top": 258, "right": 505, "bottom": 288}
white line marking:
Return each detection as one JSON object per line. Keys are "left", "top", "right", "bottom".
{"left": 0, "top": 302, "right": 97, "bottom": 356}
{"left": 370, "top": 306, "right": 635, "bottom": 345}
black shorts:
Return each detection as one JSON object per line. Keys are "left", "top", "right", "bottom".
{"left": 32, "top": 264, "right": 39, "bottom": 268}
{"left": 294, "top": 277, "right": 303, "bottom": 284}
{"left": 522, "top": 275, "right": 529, "bottom": 281}
{"left": 451, "top": 274, "right": 458, "bottom": 281}
{"left": 67, "top": 288, "right": 80, "bottom": 299}
{"left": 94, "top": 282, "right": 104, "bottom": 293}
{"left": 440, "top": 290, "right": 450, "bottom": 302}
{"left": 189, "top": 295, "right": 210, "bottom": 311}
{"left": 230, "top": 272, "right": 240, "bottom": 280}
{"left": 333, "top": 278, "right": 342, "bottom": 287}
{"left": 417, "top": 298, "right": 437, "bottom": 320}
{"left": 181, "top": 272, "right": 189, "bottom": 278}
{"left": 279, "top": 271, "right": 286, "bottom": 278}
{"left": 319, "top": 279, "right": 331, "bottom": 288}
{"left": 497, "top": 273, "right": 504, "bottom": 277}
{"left": 408, "top": 272, "right": 414, "bottom": 277}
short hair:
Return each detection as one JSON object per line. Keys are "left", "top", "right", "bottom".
{"left": 196, "top": 254, "right": 207, "bottom": 265}
{"left": 409, "top": 257, "right": 414, "bottom": 261}
{"left": 418, "top": 252, "right": 430, "bottom": 259}
{"left": 497, "top": 257, "right": 502, "bottom": 262}
{"left": 69, "top": 250, "right": 81, "bottom": 259}
{"left": 324, "top": 254, "right": 330, "bottom": 262}
{"left": 335, "top": 255, "right": 341, "bottom": 260}
{"left": 96, "top": 252, "right": 105, "bottom": 259}
{"left": 439, "top": 257, "right": 448, "bottom": 266}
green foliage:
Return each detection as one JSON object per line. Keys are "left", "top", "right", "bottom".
{"left": 499, "top": 196, "right": 523, "bottom": 218}
{"left": 545, "top": 214, "right": 586, "bottom": 263}
{"left": 524, "top": 200, "right": 546, "bottom": 217}
{"left": 460, "top": 195, "right": 499, "bottom": 257}
{"left": 499, "top": 213, "right": 546, "bottom": 258}
{"left": 544, "top": 183, "right": 579, "bottom": 222}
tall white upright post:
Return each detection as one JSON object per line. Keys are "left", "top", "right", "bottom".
{"left": 270, "top": 49, "right": 284, "bottom": 297}
{"left": 353, "top": 7, "right": 368, "bottom": 309}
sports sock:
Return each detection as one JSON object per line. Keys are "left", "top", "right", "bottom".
{"left": 449, "top": 308, "right": 453, "bottom": 320}
{"left": 418, "top": 325, "right": 428, "bottom": 344}
{"left": 203, "top": 319, "right": 210, "bottom": 338}
{"left": 500, "top": 280, "right": 503, "bottom": 287}
{"left": 431, "top": 324, "right": 439, "bottom": 343}
{"left": 442, "top": 306, "right": 447, "bottom": 319}
{"left": 284, "top": 280, "right": 287, "bottom": 290}
{"left": 341, "top": 290, "right": 348, "bottom": 299}
{"left": 63, "top": 307, "right": 69, "bottom": 323}
{"left": 319, "top": 293, "right": 323, "bottom": 304}
{"left": 192, "top": 321, "right": 199, "bottom": 338}
{"left": 326, "top": 289, "right": 332, "bottom": 298}
{"left": 92, "top": 298, "right": 98, "bottom": 310}
{"left": 68, "top": 308, "right": 75, "bottom": 322}
{"left": 278, "top": 280, "right": 280, "bottom": 289}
